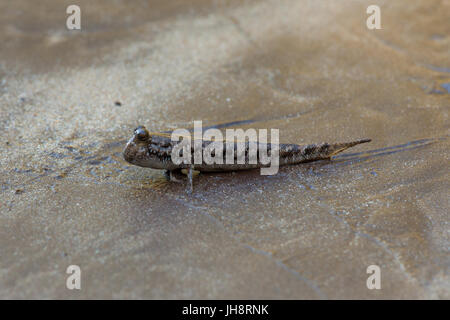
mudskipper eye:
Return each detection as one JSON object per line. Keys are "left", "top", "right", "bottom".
{"left": 134, "top": 126, "right": 150, "bottom": 141}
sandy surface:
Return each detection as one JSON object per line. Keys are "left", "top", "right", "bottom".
{"left": 0, "top": 0, "right": 449, "bottom": 299}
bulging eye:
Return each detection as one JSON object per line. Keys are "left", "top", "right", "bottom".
{"left": 134, "top": 126, "right": 150, "bottom": 141}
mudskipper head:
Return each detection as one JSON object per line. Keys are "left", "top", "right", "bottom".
{"left": 123, "top": 126, "right": 151, "bottom": 166}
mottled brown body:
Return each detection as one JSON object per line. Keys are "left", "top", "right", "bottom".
{"left": 123, "top": 126, "right": 371, "bottom": 172}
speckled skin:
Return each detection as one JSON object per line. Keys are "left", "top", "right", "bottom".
{"left": 123, "top": 126, "right": 371, "bottom": 172}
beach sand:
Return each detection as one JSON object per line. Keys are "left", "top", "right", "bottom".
{"left": 0, "top": 0, "right": 449, "bottom": 298}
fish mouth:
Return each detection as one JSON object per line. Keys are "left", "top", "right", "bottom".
{"left": 123, "top": 137, "right": 137, "bottom": 164}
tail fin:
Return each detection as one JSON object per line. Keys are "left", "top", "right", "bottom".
{"left": 328, "top": 138, "right": 371, "bottom": 157}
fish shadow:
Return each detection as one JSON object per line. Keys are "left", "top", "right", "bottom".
{"left": 331, "top": 137, "right": 445, "bottom": 167}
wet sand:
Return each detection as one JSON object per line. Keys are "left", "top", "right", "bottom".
{"left": 0, "top": 0, "right": 449, "bottom": 299}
